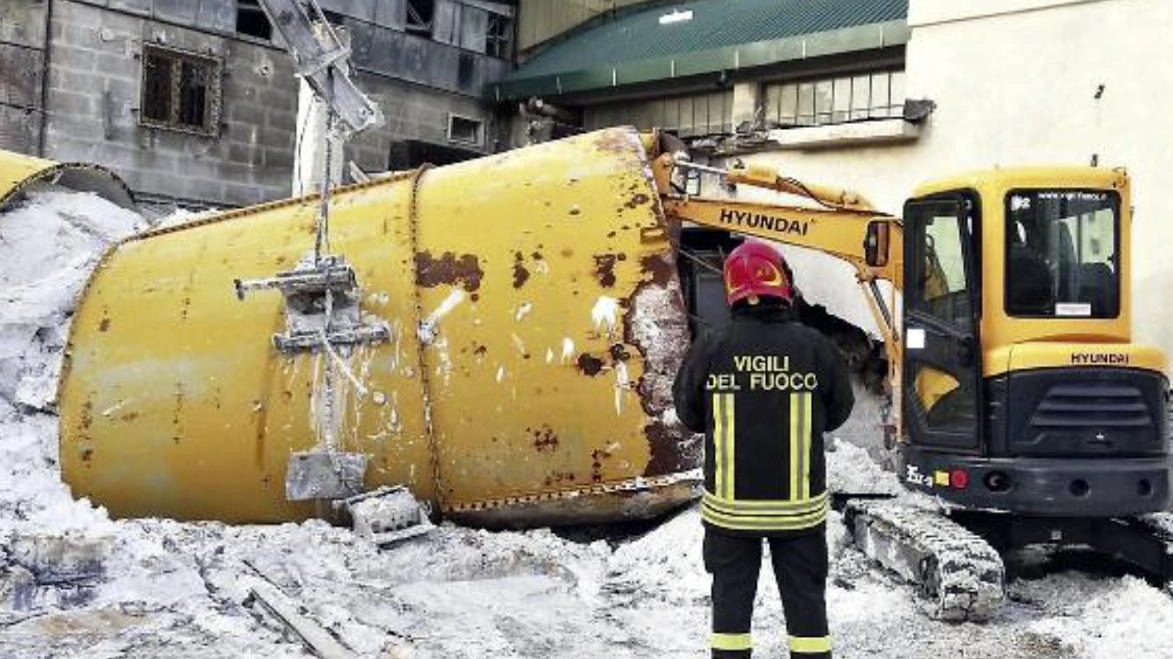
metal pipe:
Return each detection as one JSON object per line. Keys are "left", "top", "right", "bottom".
{"left": 37, "top": 0, "right": 53, "bottom": 157}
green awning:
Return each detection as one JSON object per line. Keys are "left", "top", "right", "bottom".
{"left": 491, "top": 0, "right": 909, "bottom": 101}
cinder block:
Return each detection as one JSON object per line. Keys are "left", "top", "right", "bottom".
{"left": 47, "top": 90, "right": 95, "bottom": 116}
{"left": 266, "top": 108, "right": 298, "bottom": 132}
{"left": 258, "top": 87, "right": 295, "bottom": 110}
{"left": 50, "top": 45, "right": 99, "bottom": 72}
{"left": 107, "top": 0, "right": 152, "bottom": 18}
{"left": 134, "top": 168, "right": 187, "bottom": 198}
{"left": 184, "top": 176, "right": 226, "bottom": 202}
{"left": 227, "top": 140, "right": 260, "bottom": 166}
{"left": 0, "top": 45, "right": 44, "bottom": 107}
{"left": 0, "top": 0, "right": 48, "bottom": 49}
{"left": 227, "top": 101, "right": 265, "bottom": 126}
{"left": 225, "top": 181, "right": 264, "bottom": 206}
{"left": 95, "top": 52, "right": 141, "bottom": 80}
{"left": 152, "top": 0, "right": 198, "bottom": 25}
{"left": 0, "top": 105, "right": 41, "bottom": 154}
{"left": 263, "top": 147, "right": 294, "bottom": 170}
{"left": 260, "top": 124, "right": 295, "bottom": 151}
{"left": 196, "top": 0, "right": 235, "bottom": 33}
{"left": 102, "top": 76, "right": 139, "bottom": 104}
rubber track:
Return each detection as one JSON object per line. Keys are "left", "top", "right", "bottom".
{"left": 846, "top": 499, "right": 1005, "bottom": 621}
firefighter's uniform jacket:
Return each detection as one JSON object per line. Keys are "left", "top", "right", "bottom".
{"left": 673, "top": 305, "right": 854, "bottom": 659}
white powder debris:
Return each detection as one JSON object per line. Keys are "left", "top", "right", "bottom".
{"left": 2, "top": 189, "right": 1172, "bottom": 659}
{"left": 613, "top": 361, "right": 629, "bottom": 415}
{"left": 515, "top": 302, "right": 534, "bottom": 321}
{"left": 546, "top": 348, "right": 554, "bottom": 364}
{"left": 417, "top": 289, "right": 466, "bottom": 345}
{"left": 590, "top": 296, "right": 620, "bottom": 333}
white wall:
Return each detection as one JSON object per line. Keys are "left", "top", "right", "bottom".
{"left": 743, "top": 0, "right": 1173, "bottom": 360}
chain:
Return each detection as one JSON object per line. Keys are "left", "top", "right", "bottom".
{"left": 405, "top": 164, "right": 446, "bottom": 512}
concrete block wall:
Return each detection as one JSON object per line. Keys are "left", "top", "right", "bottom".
{"left": 41, "top": 0, "right": 297, "bottom": 208}
{"left": 346, "top": 72, "right": 499, "bottom": 173}
{"left": 0, "top": 0, "right": 48, "bottom": 153}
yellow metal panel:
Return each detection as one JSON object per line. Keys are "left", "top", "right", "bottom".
{"left": 57, "top": 128, "right": 696, "bottom": 524}
{"left": 0, "top": 149, "right": 55, "bottom": 194}
{"left": 412, "top": 130, "right": 684, "bottom": 508}
{"left": 994, "top": 342, "right": 1167, "bottom": 378}
{"left": 60, "top": 176, "right": 432, "bottom": 522}
{"left": 0, "top": 148, "right": 135, "bottom": 212}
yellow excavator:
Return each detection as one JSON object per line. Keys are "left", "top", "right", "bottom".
{"left": 647, "top": 131, "right": 1171, "bottom": 620}
{"left": 5, "top": 123, "right": 1170, "bottom": 621}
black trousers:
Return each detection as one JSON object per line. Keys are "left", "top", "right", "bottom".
{"left": 703, "top": 526, "right": 831, "bottom": 659}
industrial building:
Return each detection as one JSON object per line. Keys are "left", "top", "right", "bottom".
{"left": 501, "top": 0, "right": 1173, "bottom": 356}
{"left": 0, "top": 0, "right": 514, "bottom": 210}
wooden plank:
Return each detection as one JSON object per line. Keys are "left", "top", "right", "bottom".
{"left": 249, "top": 580, "right": 358, "bottom": 659}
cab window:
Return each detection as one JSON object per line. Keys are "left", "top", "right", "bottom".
{"left": 1004, "top": 190, "right": 1120, "bottom": 318}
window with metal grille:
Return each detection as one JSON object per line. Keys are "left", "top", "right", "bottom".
{"left": 406, "top": 0, "right": 435, "bottom": 36}
{"left": 448, "top": 114, "right": 482, "bottom": 146}
{"left": 486, "top": 12, "right": 511, "bottom": 59}
{"left": 583, "top": 90, "right": 734, "bottom": 138}
{"left": 140, "top": 45, "right": 222, "bottom": 137}
{"left": 763, "top": 70, "right": 905, "bottom": 128}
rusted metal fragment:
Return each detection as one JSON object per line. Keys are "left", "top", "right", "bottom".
{"left": 593, "top": 129, "right": 634, "bottom": 156}
{"left": 576, "top": 353, "right": 604, "bottom": 376}
{"left": 640, "top": 252, "right": 676, "bottom": 286}
{"left": 593, "top": 253, "right": 628, "bottom": 288}
{"left": 448, "top": 478, "right": 701, "bottom": 530}
{"left": 414, "top": 251, "right": 484, "bottom": 292}
{"left": 625, "top": 193, "right": 651, "bottom": 210}
{"left": 531, "top": 425, "right": 559, "bottom": 452}
{"left": 644, "top": 419, "right": 701, "bottom": 477}
{"left": 624, "top": 246, "right": 694, "bottom": 478}
{"left": 609, "top": 344, "right": 630, "bottom": 362}
{"left": 543, "top": 471, "right": 576, "bottom": 487}
{"left": 512, "top": 251, "right": 530, "bottom": 289}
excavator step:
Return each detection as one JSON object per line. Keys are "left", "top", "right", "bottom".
{"left": 845, "top": 499, "right": 1005, "bottom": 622}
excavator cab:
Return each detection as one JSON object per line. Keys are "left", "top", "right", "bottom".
{"left": 898, "top": 168, "right": 1171, "bottom": 519}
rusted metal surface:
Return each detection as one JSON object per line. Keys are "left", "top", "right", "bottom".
{"left": 56, "top": 127, "right": 699, "bottom": 525}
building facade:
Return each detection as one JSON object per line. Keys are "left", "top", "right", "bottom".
{"left": 0, "top": 0, "right": 514, "bottom": 210}
{"left": 500, "top": 0, "right": 1173, "bottom": 358}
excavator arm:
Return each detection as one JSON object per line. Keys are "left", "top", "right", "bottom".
{"left": 643, "top": 132, "right": 904, "bottom": 377}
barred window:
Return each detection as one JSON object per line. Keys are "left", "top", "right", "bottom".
{"left": 763, "top": 70, "right": 905, "bottom": 128}
{"left": 486, "top": 12, "right": 512, "bottom": 59}
{"left": 406, "top": 0, "right": 435, "bottom": 37}
{"left": 140, "top": 45, "right": 222, "bottom": 137}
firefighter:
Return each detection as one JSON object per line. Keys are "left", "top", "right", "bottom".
{"left": 673, "top": 241, "right": 854, "bottom": 659}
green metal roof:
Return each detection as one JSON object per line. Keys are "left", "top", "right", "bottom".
{"left": 491, "top": 0, "right": 909, "bottom": 101}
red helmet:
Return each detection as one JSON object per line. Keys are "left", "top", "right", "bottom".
{"left": 723, "top": 241, "right": 794, "bottom": 306}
